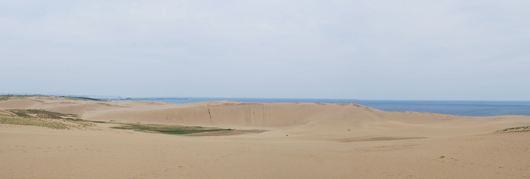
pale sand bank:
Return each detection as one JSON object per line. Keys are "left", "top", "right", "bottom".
{"left": 1, "top": 96, "right": 530, "bottom": 178}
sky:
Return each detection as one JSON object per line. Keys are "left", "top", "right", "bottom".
{"left": 1, "top": 0, "right": 529, "bottom": 100}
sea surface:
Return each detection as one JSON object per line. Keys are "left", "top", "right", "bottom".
{"left": 116, "top": 98, "right": 530, "bottom": 117}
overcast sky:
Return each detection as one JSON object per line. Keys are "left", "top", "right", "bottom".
{"left": 1, "top": 0, "right": 529, "bottom": 100}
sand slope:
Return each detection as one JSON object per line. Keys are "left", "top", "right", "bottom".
{"left": 1, "top": 96, "right": 530, "bottom": 178}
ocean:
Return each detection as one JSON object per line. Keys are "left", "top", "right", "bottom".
{"left": 116, "top": 98, "right": 530, "bottom": 117}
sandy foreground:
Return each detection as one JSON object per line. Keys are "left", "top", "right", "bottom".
{"left": 1, "top": 96, "right": 530, "bottom": 179}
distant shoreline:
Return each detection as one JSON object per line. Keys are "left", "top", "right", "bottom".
{"left": 116, "top": 97, "right": 530, "bottom": 117}
{"left": 2, "top": 95, "right": 530, "bottom": 117}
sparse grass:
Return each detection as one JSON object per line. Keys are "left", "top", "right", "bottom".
{"left": 0, "top": 95, "right": 51, "bottom": 101}
{"left": 89, "top": 121, "right": 109, "bottom": 123}
{"left": 0, "top": 95, "right": 29, "bottom": 101}
{"left": 0, "top": 94, "right": 102, "bottom": 101}
{"left": 1, "top": 109, "right": 93, "bottom": 129}
{"left": 61, "top": 96, "right": 103, "bottom": 101}
{"left": 495, "top": 126, "right": 530, "bottom": 133}
{"left": 7, "top": 109, "right": 77, "bottom": 119}
{"left": 0, "top": 109, "right": 262, "bottom": 136}
{"left": 111, "top": 123, "right": 232, "bottom": 135}
{"left": 339, "top": 137, "right": 425, "bottom": 142}
{"left": 8, "top": 109, "right": 33, "bottom": 117}
{"left": 111, "top": 123, "right": 266, "bottom": 136}
{"left": 185, "top": 129, "right": 266, "bottom": 136}
{"left": 0, "top": 116, "right": 69, "bottom": 129}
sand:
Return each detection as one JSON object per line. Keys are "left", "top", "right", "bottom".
{"left": 1, "top": 96, "right": 530, "bottom": 178}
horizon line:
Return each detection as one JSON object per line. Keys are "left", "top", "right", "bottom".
{"left": 2, "top": 93, "right": 530, "bottom": 102}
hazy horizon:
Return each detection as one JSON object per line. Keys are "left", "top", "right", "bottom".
{"left": 2, "top": 0, "right": 529, "bottom": 100}
{"left": 4, "top": 93, "right": 530, "bottom": 102}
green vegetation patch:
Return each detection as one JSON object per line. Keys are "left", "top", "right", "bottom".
{"left": 7, "top": 109, "right": 77, "bottom": 119}
{"left": 111, "top": 123, "right": 232, "bottom": 135}
{"left": 0, "top": 109, "right": 261, "bottom": 136}
{"left": 0, "top": 116, "right": 69, "bottom": 129}
{"left": 8, "top": 109, "right": 33, "bottom": 117}
{"left": 0, "top": 109, "right": 94, "bottom": 129}
{"left": 89, "top": 121, "right": 109, "bottom": 123}
{"left": 495, "top": 126, "right": 530, "bottom": 133}
{"left": 0, "top": 94, "right": 102, "bottom": 101}
{"left": 61, "top": 96, "right": 103, "bottom": 101}
{"left": 0, "top": 95, "right": 47, "bottom": 101}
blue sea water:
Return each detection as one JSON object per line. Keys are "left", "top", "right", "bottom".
{"left": 116, "top": 98, "right": 530, "bottom": 117}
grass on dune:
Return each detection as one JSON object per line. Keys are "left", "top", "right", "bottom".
{"left": 7, "top": 109, "right": 78, "bottom": 119}
{"left": 0, "top": 95, "right": 102, "bottom": 101}
{"left": 1, "top": 109, "right": 231, "bottom": 134}
{"left": 87, "top": 120, "right": 108, "bottom": 123}
{"left": 0, "top": 95, "right": 38, "bottom": 101}
{"left": 495, "top": 126, "right": 530, "bottom": 133}
{"left": 1, "top": 109, "right": 93, "bottom": 129}
{"left": 1, "top": 109, "right": 261, "bottom": 136}
{"left": 111, "top": 123, "right": 232, "bottom": 135}
{"left": 0, "top": 94, "right": 55, "bottom": 101}
{"left": 61, "top": 96, "right": 103, "bottom": 101}
{"left": 0, "top": 116, "right": 69, "bottom": 129}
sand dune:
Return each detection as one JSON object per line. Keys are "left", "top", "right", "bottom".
{"left": 81, "top": 100, "right": 530, "bottom": 139}
{"left": 1, "top": 96, "right": 530, "bottom": 178}
{"left": 3, "top": 96, "right": 530, "bottom": 139}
